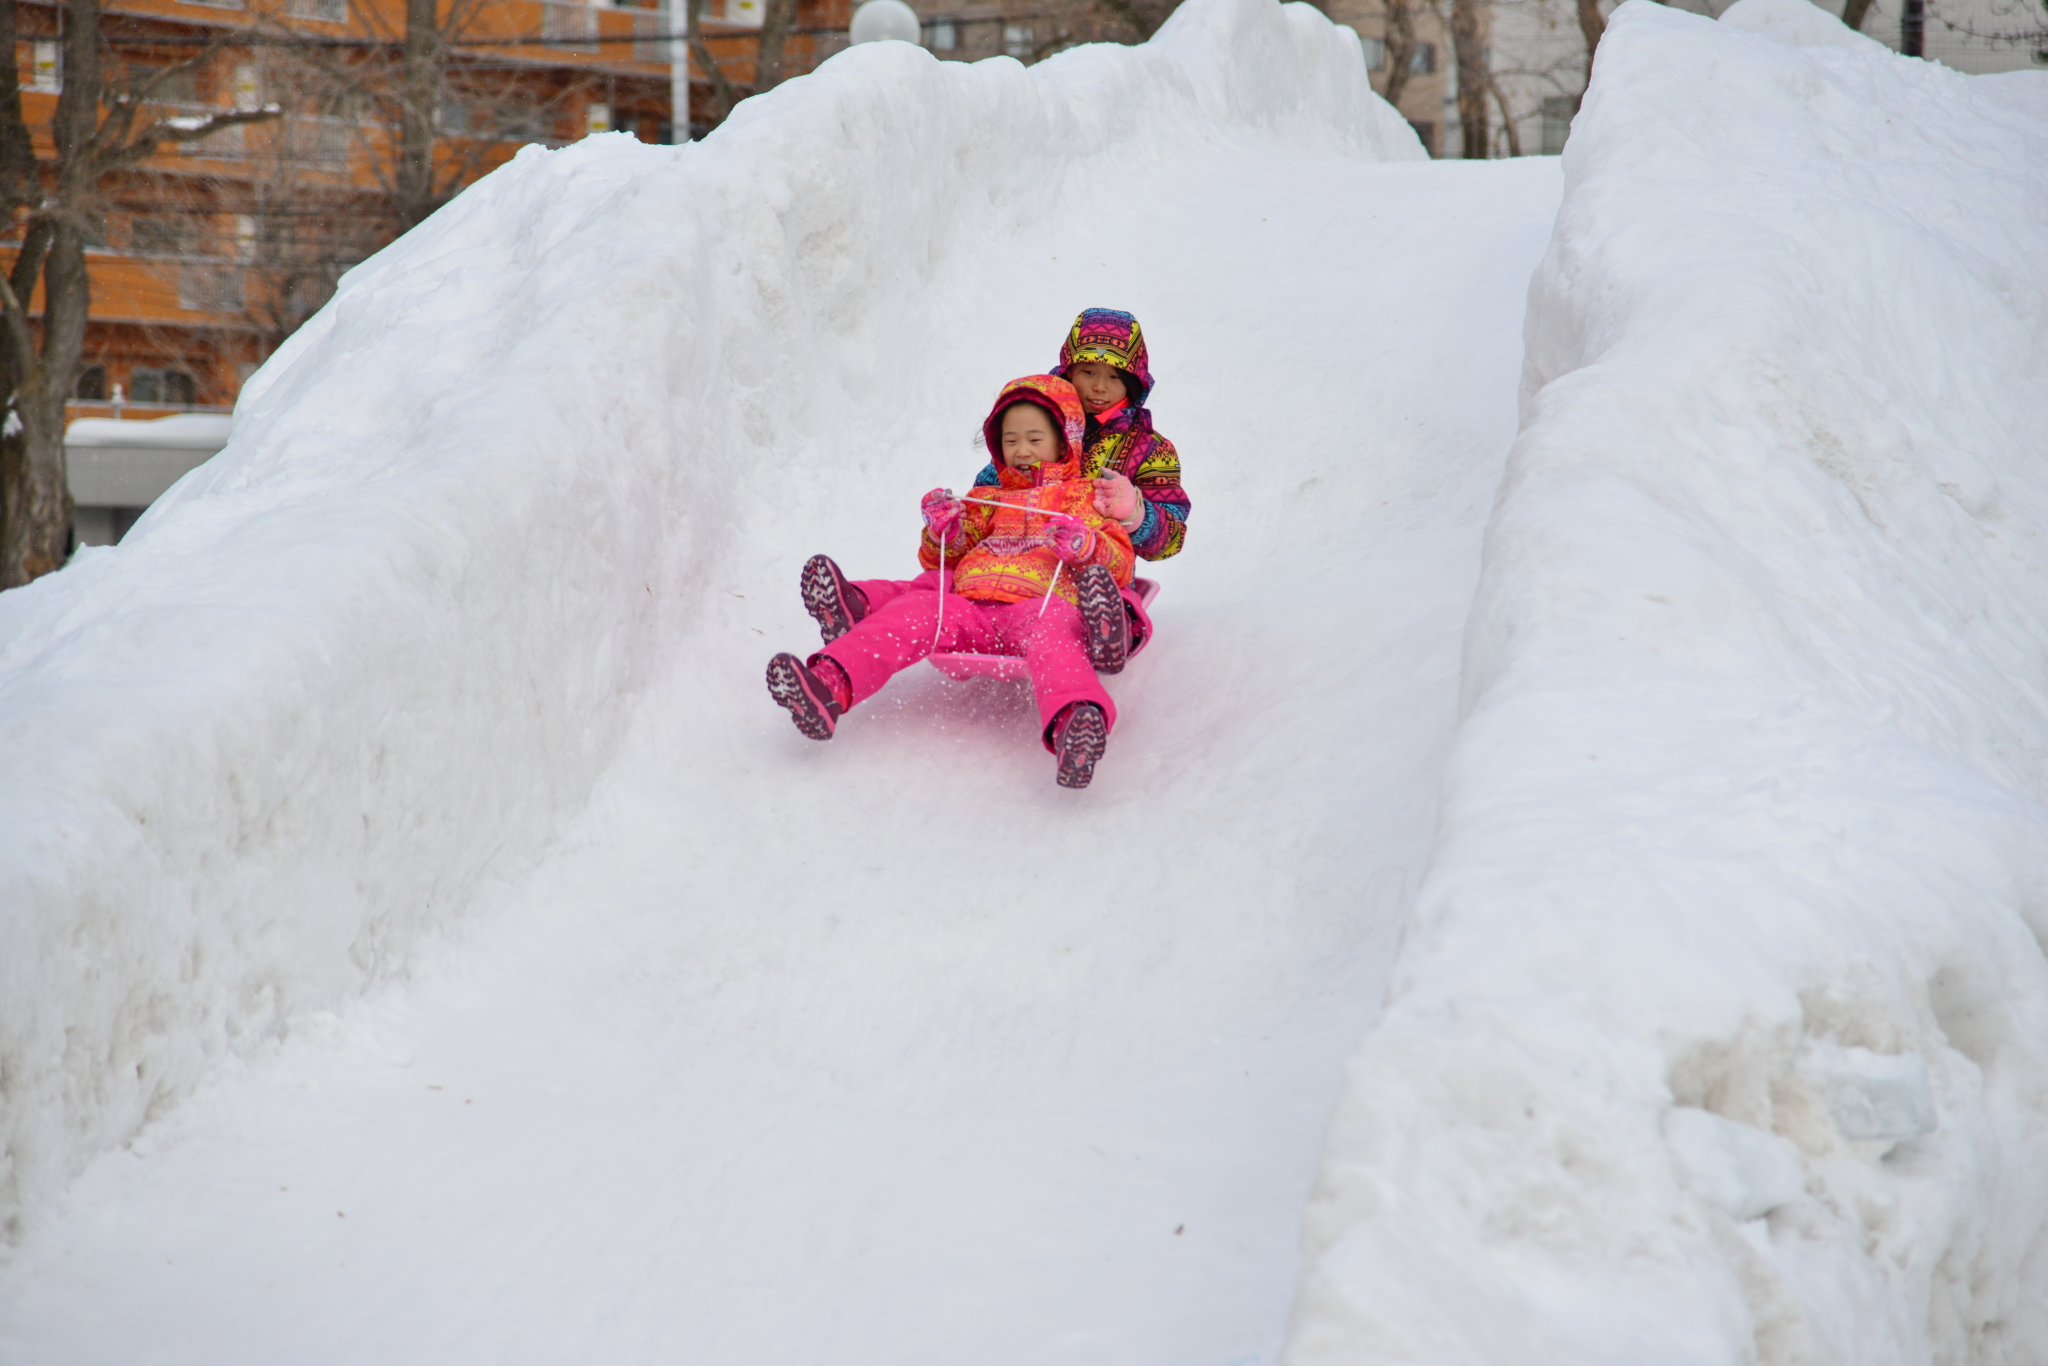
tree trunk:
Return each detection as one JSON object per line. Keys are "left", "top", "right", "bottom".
{"left": 688, "top": 0, "right": 739, "bottom": 126}
{"left": 754, "top": 0, "right": 796, "bottom": 92}
{"left": 1839, "top": 0, "right": 1875, "bottom": 30}
{"left": 1485, "top": 69, "right": 1520, "bottom": 156}
{"left": 1382, "top": 0, "right": 1417, "bottom": 108}
{"left": 0, "top": 0, "right": 35, "bottom": 221}
{"left": 396, "top": 0, "right": 441, "bottom": 229}
{"left": 1451, "top": 0, "right": 1489, "bottom": 158}
{"left": 0, "top": 0, "right": 102, "bottom": 583}
{"left": 1576, "top": 0, "right": 1605, "bottom": 88}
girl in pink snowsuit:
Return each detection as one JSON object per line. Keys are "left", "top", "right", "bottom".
{"left": 799, "top": 309, "right": 1187, "bottom": 672}
{"left": 765, "top": 375, "right": 1134, "bottom": 789}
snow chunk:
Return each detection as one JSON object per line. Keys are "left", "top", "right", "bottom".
{"left": 1801, "top": 1043, "right": 1937, "bottom": 1147}
{"left": 1666, "top": 1108, "right": 1805, "bottom": 1221}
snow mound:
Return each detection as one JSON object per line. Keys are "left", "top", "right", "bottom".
{"left": 0, "top": 0, "right": 1419, "bottom": 1240}
{"left": 1286, "top": 3, "right": 2048, "bottom": 1362}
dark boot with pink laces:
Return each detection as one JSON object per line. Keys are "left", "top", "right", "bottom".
{"left": 1074, "top": 564, "right": 1129, "bottom": 674}
{"left": 1051, "top": 701, "right": 1108, "bottom": 789}
{"left": 801, "top": 554, "right": 869, "bottom": 645}
{"left": 766, "top": 652, "right": 849, "bottom": 740}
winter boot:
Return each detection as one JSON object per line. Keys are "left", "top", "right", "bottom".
{"left": 1052, "top": 701, "right": 1108, "bottom": 789}
{"left": 767, "top": 652, "right": 841, "bottom": 740}
{"left": 1075, "top": 564, "right": 1129, "bottom": 674}
{"left": 801, "top": 554, "right": 868, "bottom": 644}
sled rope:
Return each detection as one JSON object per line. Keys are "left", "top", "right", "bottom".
{"left": 957, "top": 495, "right": 1076, "bottom": 618}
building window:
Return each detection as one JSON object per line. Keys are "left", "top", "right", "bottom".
{"left": 542, "top": 0, "right": 599, "bottom": 51}
{"left": 179, "top": 264, "right": 245, "bottom": 313}
{"left": 131, "top": 215, "right": 196, "bottom": 257}
{"left": 497, "top": 106, "right": 550, "bottom": 144}
{"left": 75, "top": 365, "right": 108, "bottom": 401}
{"left": 928, "top": 19, "right": 957, "bottom": 50}
{"left": 142, "top": 64, "right": 202, "bottom": 107}
{"left": 1361, "top": 37, "right": 1385, "bottom": 70}
{"left": 285, "top": 0, "right": 348, "bottom": 20}
{"left": 29, "top": 42, "right": 61, "bottom": 93}
{"left": 130, "top": 369, "right": 198, "bottom": 406}
{"left": 1540, "top": 96, "right": 1575, "bottom": 155}
{"left": 1408, "top": 42, "right": 1436, "bottom": 74}
{"left": 1004, "top": 23, "right": 1033, "bottom": 58}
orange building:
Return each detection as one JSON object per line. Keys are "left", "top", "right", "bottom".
{"left": 11, "top": 0, "right": 848, "bottom": 423}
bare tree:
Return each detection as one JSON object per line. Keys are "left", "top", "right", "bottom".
{"left": 0, "top": 0, "right": 276, "bottom": 585}
{"left": 1840, "top": 0, "right": 1877, "bottom": 30}
{"left": 1450, "top": 0, "right": 1489, "bottom": 157}
{"left": 1381, "top": 0, "right": 1421, "bottom": 106}
{"left": 754, "top": 0, "right": 797, "bottom": 91}
{"left": 1575, "top": 0, "right": 1605, "bottom": 86}
{"left": 687, "top": 0, "right": 745, "bottom": 129}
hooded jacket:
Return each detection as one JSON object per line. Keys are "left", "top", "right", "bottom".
{"left": 921, "top": 375, "right": 1135, "bottom": 605}
{"left": 1036, "top": 308, "right": 1189, "bottom": 562}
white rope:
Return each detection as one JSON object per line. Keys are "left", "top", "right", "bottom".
{"left": 941, "top": 493, "right": 1078, "bottom": 632}
{"left": 931, "top": 531, "right": 947, "bottom": 659}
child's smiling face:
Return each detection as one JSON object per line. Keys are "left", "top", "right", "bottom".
{"left": 1067, "top": 361, "right": 1128, "bottom": 414}
{"left": 1000, "top": 402, "right": 1062, "bottom": 470}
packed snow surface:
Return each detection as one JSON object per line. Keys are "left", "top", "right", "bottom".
{"left": 6, "top": 0, "right": 2048, "bottom": 1358}
{"left": 0, "top": 0, "right": 1531, "bottom": 1360}
{"left": 1288, "top": 2, "right": 2048, "bottom": 1362}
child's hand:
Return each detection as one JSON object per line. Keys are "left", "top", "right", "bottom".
{"left": 1094, "top": 473, "right": 1142, "bottom": 530}
{"left": 921, "top": 487, "right": 965, "bottom": 537}
{"left": 1048, "top": 516, "right": 1099, "bottom": 566}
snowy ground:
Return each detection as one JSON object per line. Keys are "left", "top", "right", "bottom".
{"left": 0, "top": 15, "right": 1561, "bottom": 1360}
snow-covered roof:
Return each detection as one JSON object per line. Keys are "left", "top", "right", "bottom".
{"left": 64, "top": 412, "right": 232, "bottom": 450}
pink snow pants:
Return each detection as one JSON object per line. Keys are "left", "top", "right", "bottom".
{"left": 855, "top": 570, "right": 1154, "bottom": 654}
{"left": 815, "top": 589, "right": 1116, "bottom": 748}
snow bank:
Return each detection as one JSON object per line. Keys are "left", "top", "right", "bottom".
{"left": 0, "top": 0, "right": 1418, "bottom": 1239}
{"left": 1286, "top": 2, "right": 2048, "bottom": 1361}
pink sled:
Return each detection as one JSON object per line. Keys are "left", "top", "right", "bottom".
{"left": 928, "top": 578, "right": 1161, "bottom": 682}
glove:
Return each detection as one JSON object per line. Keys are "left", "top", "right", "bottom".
{"left": 921, "top": 487, "right": 965, "bottom": 538}
{"left": 1047, "top": 515, "right": 1098, "bottom": 566}
{"left": 1094, "top": 474, "right": 1141, "bottom": 528}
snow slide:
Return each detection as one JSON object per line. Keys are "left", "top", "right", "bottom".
{"left": 0, "top": 0, "right": 1417, "bottom": 1238}
{"left": 0, "top": 0, "right": 1557, "bottom": 1360}
{"left": 1287, "top": 2, "right": 2048, "bottom": 1362}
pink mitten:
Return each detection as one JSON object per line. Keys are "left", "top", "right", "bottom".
{"left": 1096, "top": 476, "right": 1141, "bottom": 526}
{"left": 1048, "top": 516, "right": 1098, "bottom": 566}
{"left": 921, "top": 487, "right": 965, "bottom": 537}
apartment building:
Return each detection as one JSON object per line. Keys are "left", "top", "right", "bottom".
{"left": 10, "top": 0, "right": 859, "bottom": 422}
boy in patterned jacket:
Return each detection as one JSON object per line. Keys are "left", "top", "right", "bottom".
{"left": 766, "top": 375, "right": 1134, "bottom": 789}
{"left": 800, "top": 308, "right": 1188, "bottom": 672}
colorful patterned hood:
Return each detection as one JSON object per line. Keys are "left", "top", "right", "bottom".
{"left": 981, "top": 374, "right": 1086, "bottom": 464}
{"left": 1054, "top": 309, "right": 1153, "bottom": 404}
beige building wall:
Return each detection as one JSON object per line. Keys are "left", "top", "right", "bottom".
{"left": 1323, "top": 0, "right": 1454, "bottom": 156}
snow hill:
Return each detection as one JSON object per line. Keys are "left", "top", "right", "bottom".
{"left": 1, "top": 0, "right": 2045, "bottom": 1360}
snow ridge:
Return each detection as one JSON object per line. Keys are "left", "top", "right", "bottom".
{"left": 0, "top": 0, "right": 1419, "bottom": 1240}
{"left": 1287, "top": 3, "right": 2048, "bottom": 1361}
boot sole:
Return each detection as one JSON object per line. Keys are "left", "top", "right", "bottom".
{"left": 801, "top": 555, "right": 858, "bottom": 644}
{"left": 1076, "top": 565, "right": 1128, "bottom": 675}
{"left": 1055, "top": 703, "right": 1108, "bottom": 789}
{"left": 767, "top": 652, "right": 838, "bottom": 740}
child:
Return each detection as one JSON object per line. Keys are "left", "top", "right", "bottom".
{"left": 800, "top": 308, "right": 1189, "bottom": 673}
{"left": 766, "top": 375, "right": 1135, "bottom": 789}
